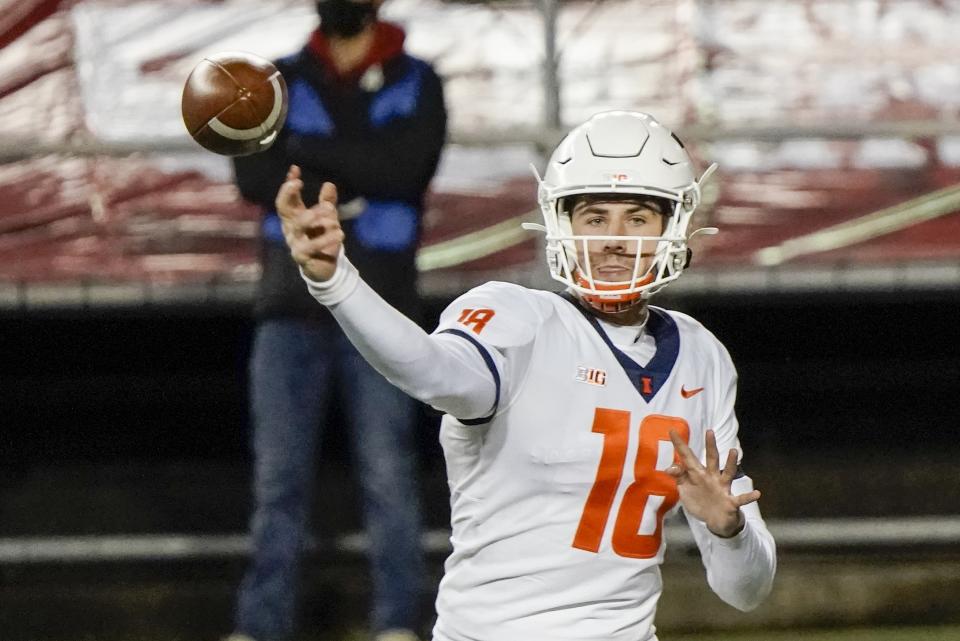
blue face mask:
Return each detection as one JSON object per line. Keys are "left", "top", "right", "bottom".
{"left": 317, "top": 0, "right": 376, "bottom": 38}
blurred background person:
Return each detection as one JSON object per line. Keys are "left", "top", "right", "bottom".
{"left": 224, "top": 1, "right": 447, "bottom": 640}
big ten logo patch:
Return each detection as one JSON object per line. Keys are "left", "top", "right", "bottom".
{"left": 575, "top": 366, "right": 607, "bottom": 386}
{"left": 457, "top": 308, "right": 495, "bottom": 334}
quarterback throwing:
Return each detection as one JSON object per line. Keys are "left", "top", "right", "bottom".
{"left": 276, "top": 111, "right": 777, "bottom": 641}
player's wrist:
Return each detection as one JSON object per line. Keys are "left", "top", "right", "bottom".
{"left": 301, "top": 258, "right": 335, "bottom": 283}
{"left": 707, "top": 509, "right": 745, "bottom": 539}
{"left": 301, "top": 248, "right": 359, "bottom": 305}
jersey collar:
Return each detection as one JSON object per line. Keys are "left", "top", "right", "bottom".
{"left": 559, "top": 292, "right": 680, "bottom": 403}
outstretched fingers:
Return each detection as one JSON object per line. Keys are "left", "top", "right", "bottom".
{"left": 319, "top": 181, "right": 338, "bottom": 208}
{"left": 276, "top": 165, "right": 305, "bottom": 220}
{"left": 666, "top": 429, "right": 699, "bottom": 480}
{"left": 735, "top": 488, "right": 762, "bottom": 508}
{"left": 704, "top": 429, "right": 720, "bottom": 472}
{"left": 670, "top": 430, "right": 702, "bottom": 471}
{"left": 721, "top": 448, "right": 739, "bottom": 484}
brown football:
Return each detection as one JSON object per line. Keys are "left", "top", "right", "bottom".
{"left": 181, "top": 51, "right": 288, "bottom": 156}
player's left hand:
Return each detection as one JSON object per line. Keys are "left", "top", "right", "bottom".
{"left": 666, "top": 429, "right": 761, "bottom": 538}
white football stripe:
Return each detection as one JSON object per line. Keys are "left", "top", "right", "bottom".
{"left": 258, "top": 130, "right": 279, "bottom": 147}
{"left": 207, "top": 74, "right": 284, "bottom": 141}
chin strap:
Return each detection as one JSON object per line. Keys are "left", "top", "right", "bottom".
{"left": 575, "top": 269, "right": 654, "bottom": 309}
{"left": 583, "top": 297, "right": 647, "bottom": 314}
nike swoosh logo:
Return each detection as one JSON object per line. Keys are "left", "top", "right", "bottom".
{"left": 681, "top": 385, "right": 704, "bottom": 399}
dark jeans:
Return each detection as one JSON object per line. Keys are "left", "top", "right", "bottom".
{"left": 235, "top": 319, "right": 424, "bottom": 640}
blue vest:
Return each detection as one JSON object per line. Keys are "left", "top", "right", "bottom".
{"left": 262, "top": 55, "right": 428, "bottom": 252}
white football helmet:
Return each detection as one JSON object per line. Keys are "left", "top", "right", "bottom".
{"left": 525, "top": 111, "right": 717, "bottom": 311}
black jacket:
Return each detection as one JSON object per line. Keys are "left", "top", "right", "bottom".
{"left": 233, "top": 29, "right": 447, "bottom": 324}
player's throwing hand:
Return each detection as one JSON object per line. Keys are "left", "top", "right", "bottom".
{"left": 666, "top": 429, "right": 762, "bottom": 538}
{"left": 275, "top": 164, "right": 344, "bottom": 282}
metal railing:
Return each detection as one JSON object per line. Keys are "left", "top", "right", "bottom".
{"left": 2, "top": 516, "right": 959, "bottom": 563}
{"left": 4, "top": 119, "right": 960, "bottom": 163}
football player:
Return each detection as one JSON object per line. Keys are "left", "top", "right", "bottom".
{"left": 276, "top": 111, "right": 777, "bottom": 641}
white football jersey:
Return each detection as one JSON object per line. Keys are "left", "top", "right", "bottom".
{"left": 430, "top": 282, "right": 747, "bottom": 641}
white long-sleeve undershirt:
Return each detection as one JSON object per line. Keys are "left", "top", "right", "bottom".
{"left": 301, "top": 252, "right": 499, "bottom": 420}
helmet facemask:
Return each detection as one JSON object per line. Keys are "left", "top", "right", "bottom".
{"left": 552, "top": 192, "right": 696, "bottom": 312}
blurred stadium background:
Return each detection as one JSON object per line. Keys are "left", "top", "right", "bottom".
{"left": 2, "top": 0, "right": 960, "bottom": 639}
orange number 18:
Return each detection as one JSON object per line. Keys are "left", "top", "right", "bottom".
{"left": 572, "top": 408, "right": 690, "bottom": 559}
